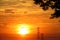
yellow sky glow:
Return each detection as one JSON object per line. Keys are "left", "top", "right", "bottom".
{"left": 17, "top": 24, "right": 30, "bottom": 35}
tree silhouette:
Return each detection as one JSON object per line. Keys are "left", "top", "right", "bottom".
{"left": 33, "top": 0, "right": 60, "bottom": 19}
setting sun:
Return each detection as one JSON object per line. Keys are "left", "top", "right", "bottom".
{"left": 19, "top": 27, "right": 28, "bottom": 35}
{"left": 17, "top": 24, "right": 30, "bottom": 35}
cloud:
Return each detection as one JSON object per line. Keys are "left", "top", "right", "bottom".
{"left": 0, "top": 0, "right": 18, "bottom": 6}
{"left": 0, "top": 0, "right": 33, "bottom": 8}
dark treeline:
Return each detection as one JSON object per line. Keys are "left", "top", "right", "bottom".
{"left": 33, "top": 0, "right": 60, "bottom": 19}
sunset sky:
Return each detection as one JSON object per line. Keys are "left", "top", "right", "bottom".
{"left": 0, "top": 0, "right": 60, "bottom": 35}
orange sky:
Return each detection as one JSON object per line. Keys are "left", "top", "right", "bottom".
{"left": 0, "top": 0, "right": 60, "bottom": 34}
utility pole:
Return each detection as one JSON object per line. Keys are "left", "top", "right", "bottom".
{"left": 37, "top": 27, "right": 39, "bottom": 40}
{"left": 37, "top": 27, "right": 44, "bottom": 40}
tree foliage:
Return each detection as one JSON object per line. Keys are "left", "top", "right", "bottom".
{"left": 33, "top": 0, "right": 60, "bottom": 19}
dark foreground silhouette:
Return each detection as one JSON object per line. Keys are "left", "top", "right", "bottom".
{"left": 0, "top": 33, "right": 60, "bottom": 40}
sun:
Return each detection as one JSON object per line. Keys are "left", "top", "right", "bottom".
{"left": 17, "top": 24, "right": 30, "bottom": 35}
{"left": 19, "top": 27, "right": 28, "bottom": 35}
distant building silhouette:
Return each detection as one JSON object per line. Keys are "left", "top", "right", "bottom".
{"left": 41, "top": 33, "right": 44, "bottom": 40}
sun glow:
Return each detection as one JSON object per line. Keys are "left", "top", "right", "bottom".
{"left": 17, "top": 24, "right": 30, "bottom": 35}
{"left": 19, "top": 27, "right": 28, "bottom": 35}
